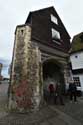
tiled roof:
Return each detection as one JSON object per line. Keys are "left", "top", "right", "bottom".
{"left": 70, "top": 32, "right": 83, "bottom": 53}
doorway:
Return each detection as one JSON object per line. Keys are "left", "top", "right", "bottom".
{"left": 43, "top": 59, "right": 65, "bottom": 103}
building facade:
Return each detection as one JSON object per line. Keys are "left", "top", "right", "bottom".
{"left": 70, "top": 32, "right": 83, "bottom": 93}
{"left": 9, "top": 6, "right": 71, "bottom": 112}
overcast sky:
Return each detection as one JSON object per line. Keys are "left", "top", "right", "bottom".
{"left": 0, "top": 0, "right": 83, "bottom": 77}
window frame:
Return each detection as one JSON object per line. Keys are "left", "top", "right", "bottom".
{"left": 51, "top": 28, "right": 60, "bottom": 41}
{"left": 73, "top": 77, "right": 81, "bottom": 87}
{"left": 51, "top": 14, "right": 58, "bottom": 24}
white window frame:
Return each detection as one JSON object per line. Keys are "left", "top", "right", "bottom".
{"left": 52, "top": 28, "right": 60, "bottom": 40}
{"left": 51, "top": 14, "right": 58, "bottom": 24}
{"left": 73, "top": 77, "right": 81, "bottom": 86}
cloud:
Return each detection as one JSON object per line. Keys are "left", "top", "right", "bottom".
{"left": 0, "top": 57, "right": 10, "bottom": 78}
{"left": 0, "top": 0, "right": 83, "bottom": 76}
{"left": 56, "top": 0, "right": 83, "bottom": 38}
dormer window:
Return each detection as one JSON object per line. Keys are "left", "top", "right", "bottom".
{"left": 51, "top": 14, "right": 58, "bottom": 24}
{"left": 52, "top": 28, "right": 60, "bottom": 40}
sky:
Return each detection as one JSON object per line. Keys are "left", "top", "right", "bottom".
{"left": 0, "top": 0, "right": 83, "bottom": 77}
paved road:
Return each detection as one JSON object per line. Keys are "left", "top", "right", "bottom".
{"left": 0, "top": 83, "right": 9, "bottom": 117}
{"left": 0, "top": 83, "right": 9, "bottom": 97}
{"left": 0, "top": 104, "right": 82, "bottom": 125}
{"left": 0, "top": 83, "right": 9, "bottom": 104}
{"left": 53, "top": 97, "right": 83, "bottom": 124}
{"left": 0, "top": 83, "right": 83, "bottom": 125}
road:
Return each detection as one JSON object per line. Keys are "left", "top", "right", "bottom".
{"left": 0, "top": 83, "right": 83, "bottom": 125}
{"left": 0, "top": 83, "right": 9, "bottom": 118}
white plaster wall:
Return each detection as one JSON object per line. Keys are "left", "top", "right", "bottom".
{"left": 70, "top": 52, "right": 83, "bottom": 70}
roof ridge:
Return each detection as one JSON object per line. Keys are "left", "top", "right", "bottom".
{"left": 30, "top": 6, "right": 54, "bottom": 13}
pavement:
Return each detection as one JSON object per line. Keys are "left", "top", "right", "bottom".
{"left": 0, "top": 83, "right": 9, "bottom": 118}
{"left": 0, "top": 83, "right": 83, "bottom": 125}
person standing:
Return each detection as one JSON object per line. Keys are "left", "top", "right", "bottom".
{"left": 54, "top": 83, "right": 64, "bottom": 105}
{"left": 48, "top": 83, "right": 55, "bottom": 103}
{"left": 48, "top": 83, "right": 54, "bottom": 96}
{"left": 69, "top": 80, "right": 77, "bottom": 102}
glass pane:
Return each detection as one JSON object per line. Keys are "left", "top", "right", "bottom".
{"left": 52, "top": 28, "right": 60, "bottom": 39}
{"left": 51, "top": 14, "right": 58, "bottom": 24}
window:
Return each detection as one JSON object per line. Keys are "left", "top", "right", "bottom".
{"left": 51, "top": 14, "right": 58, "bottom": 24}
{"left": 75, "top": 55, "right": 78, "bottom": 58}
{"left": 52, "top": 28, "right": 60, "bottom": 40}
{"left": 21, "top": 30, "right": 24, "bottom": 35}
{"left": 73, "top": 77, "right": 81, "bottom": 86}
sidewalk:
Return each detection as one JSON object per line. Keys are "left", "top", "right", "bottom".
{"left": 0, "top": 83, "right": 9, "bottom": 119}
{"left": 52, "top": 96, "right": 83, "bottom": 124}
{"left": 0, "top": 97, "right": 82, "bottom": 125}
{"left": 0, "top": 83, "right": 83, "bottom": 125}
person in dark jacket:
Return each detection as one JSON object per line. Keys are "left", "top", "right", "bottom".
{"left": 69, "top": 80, "right": 77, "bottom": 102}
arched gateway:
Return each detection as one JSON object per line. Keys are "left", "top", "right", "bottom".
{"left": 9, "top": 6, "right": 71, "bottom": 112}
{"left": 43, "top": 58, "right": 65, "bottom": 97}
{"left": 8, "top": 25, "right": 69, "bottom": 112}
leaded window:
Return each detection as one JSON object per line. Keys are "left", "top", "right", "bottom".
{"left": 73, "top": 77, "right": 81, "bottom": 86}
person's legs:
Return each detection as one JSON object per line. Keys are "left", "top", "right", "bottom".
{"left": 54, "top": 93, "right": 57, "bottom": 104}
{"left": 49, "top": 91, "right": 54, "bottom": 104}
{"left": 59, "top": 95, "right": 64, "bottom": 105}
{"left": 70, "top": 92, "right": 73, "bottom": 101}
{"left": 74, "top": 92, "right": 77, "bottom": 102}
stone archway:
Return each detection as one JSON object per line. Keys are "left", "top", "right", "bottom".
{"left": 42, "top": 58, "right": 65, "bottom": 103}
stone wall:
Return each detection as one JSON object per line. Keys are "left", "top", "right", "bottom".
{"left": 9, "top": 25, "right": 71, "bottom": 112}
{"left": 9, "top": 25, "right": 42, "bottom": 112}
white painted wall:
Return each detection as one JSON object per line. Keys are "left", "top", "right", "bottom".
{"left": 70, "top": 52, "right": 83, "bottom": 70}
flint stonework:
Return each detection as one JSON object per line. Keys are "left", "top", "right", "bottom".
{"left": 9, "top": 26, "right": 42, "bottom": 112}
